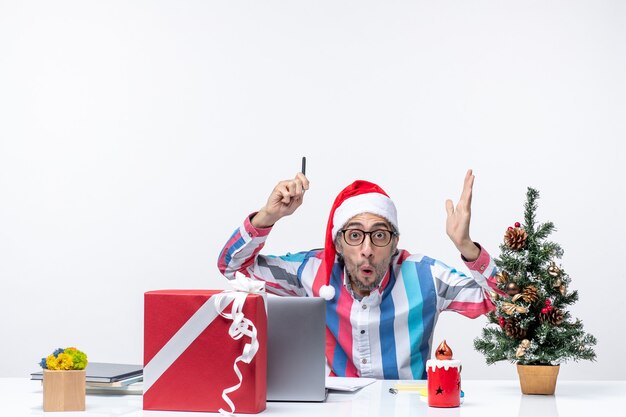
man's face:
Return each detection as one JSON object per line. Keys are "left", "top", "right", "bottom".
{"left": 335, "top": 213, "right": 398, "bottom": 297}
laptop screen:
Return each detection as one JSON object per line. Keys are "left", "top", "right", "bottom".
{"left": 266, "top": 296, "right": 327, "bottom": 402}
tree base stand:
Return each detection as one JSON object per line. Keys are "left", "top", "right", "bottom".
{"left": 517, "top": 364, "right": 560, "bottom": 395}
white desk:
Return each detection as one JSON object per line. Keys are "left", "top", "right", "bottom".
{"left": 2, "top": 379, "right": 623, "bottom": 416}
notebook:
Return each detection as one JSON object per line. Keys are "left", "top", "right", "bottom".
{"left": 266, "top": 296, "right": 327, "bottom": 402}
{"left": 31, "top": 362, "right": 142, "bottom": 383}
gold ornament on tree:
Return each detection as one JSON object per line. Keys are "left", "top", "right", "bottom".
{"left": 504, "top": 225, "right": 527, "bottom": 250}
{"left": 501, "top": 302, "right": 528, "bottom": 315}
{"left": 553, "top": 278, "right": 568, "bottom": 296}
{"left": 515, "top": 339, "right": 531, "bottom": 358}
{"left": 496, "top": 271, "right": 509, "bottom": 284}
{"left": 505, "top": 282, "right": 520, "bottom": 296}
{"left": 547, "top": 261, "right": 561, "bottom": 277}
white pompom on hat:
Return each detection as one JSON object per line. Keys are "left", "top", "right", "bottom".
{"left": 313, "top": 180, "right": 399, "bottom": 301}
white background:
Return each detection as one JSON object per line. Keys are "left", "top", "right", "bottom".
{"left": 1, "top": 1, "right": 624, "bottom": 380}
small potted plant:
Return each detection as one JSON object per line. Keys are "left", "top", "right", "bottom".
{"left": 39, "top": 347, "right": 88, "bottom": 411}
{"left": 474, "top": 188, "right": 596, "bottom": 395}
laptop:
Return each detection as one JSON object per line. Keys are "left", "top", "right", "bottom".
{"left": 266, "top": 296, "right": 327, "bottom": 402}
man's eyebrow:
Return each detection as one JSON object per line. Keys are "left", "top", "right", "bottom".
{"left": 344, "top": 221, "right": 391, "bottom": 230}
{"left": 344, "top": 222, "right": 364, "bottom": 229}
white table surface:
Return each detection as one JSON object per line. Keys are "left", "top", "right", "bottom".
{"left": 2, "top": 378, "right": 624, "bottom": 417}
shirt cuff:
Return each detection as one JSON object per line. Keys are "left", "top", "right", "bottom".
{"left": 244, "top": 212, "right": 273, "bottom": 238}
{"left": 462, "top": 243, "right": 490, "bottom": 273}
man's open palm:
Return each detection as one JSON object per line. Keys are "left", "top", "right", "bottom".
{"left": 445, "top": 169, "right": 474, "bottom": 247}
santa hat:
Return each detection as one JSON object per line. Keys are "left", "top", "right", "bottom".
{"left": 312, "top": 180, "right": 399, "bottom": 301}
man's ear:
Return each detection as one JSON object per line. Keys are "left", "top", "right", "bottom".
{"left": 391, "top": 236, "right": 399, "bottom": 256}
{"left": 334, "top": 239, "right": 343, "bottom": 257}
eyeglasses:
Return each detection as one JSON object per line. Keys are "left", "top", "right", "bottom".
{"left": 340, "top": 228, "right": 397, "bottom": 247}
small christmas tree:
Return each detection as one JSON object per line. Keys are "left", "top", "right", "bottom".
{"left": 474, "top": 187, "right": 596, "bottom": 365}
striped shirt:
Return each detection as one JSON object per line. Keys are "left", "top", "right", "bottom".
{"left": 218, "top": 214, "right": 499, "bottom": 380}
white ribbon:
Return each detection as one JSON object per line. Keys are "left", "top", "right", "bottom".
{"left": 213, "top": 273, "right": 266, "bottom": 416}
{"left": 143, "top": 273, "right": 265, "bottom": 416}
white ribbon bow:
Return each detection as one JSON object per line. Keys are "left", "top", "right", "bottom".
{"left": 213, "top": 273, "right": 266, "bottom": 416}
{"left": 228, "top": 272, "right": 266, "bottom": 294}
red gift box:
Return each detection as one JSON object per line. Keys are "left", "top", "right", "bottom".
{"left": 143, "top": 289, "right": 267, "bottom": 413}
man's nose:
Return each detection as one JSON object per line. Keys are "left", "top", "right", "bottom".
{"left": 360, "top": 235, "right": 374, "bottom": 257}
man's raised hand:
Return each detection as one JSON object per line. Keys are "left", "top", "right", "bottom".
{"left": 252, "top": 173, "right": 309, "bottom": 228}
{"left": 445, "top": 169, "right": 480, "bottom": 261}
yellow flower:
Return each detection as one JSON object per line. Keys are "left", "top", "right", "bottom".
{"left": 46, "top": 353, "right": 74, "bottom": 370}
{"left": 56, "top": 353, "right": 74, "bottom": 370}
{"left": 45, "top": 354, "right": 58, "bottom": 370}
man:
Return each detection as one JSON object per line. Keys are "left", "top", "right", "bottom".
{"left": 218, "top": 170, "right": 498, "bottom": 379}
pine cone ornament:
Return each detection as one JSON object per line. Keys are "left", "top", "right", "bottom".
{"left": 540, "top": 308, "right": 564, "bottom": 325}
{"left": 552, "top": 309, "right": 564, "bottom": 325}
{"left": 504, "top": 227, "right": 527, "bottom": 250}
{"left": 520, "top": 285, "right": 539, "bottom": 303}
{"left": 504, "top": 318, "right": 528, "bottom": 339}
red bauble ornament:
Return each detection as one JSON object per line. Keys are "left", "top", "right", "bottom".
{"left": 545, "top": 299, "right": 552, "bottom": 306}
{"left": 507, "top": 226, "right": 513, "bottom": 231}
{"left": 514, "top": 222, "right": 521, "bottom": 228}
{"left": 498, "top": 317, "right": 505, "bottom": 328}
{"left": 541, "top": 308, "right": 548, "bottom": 314}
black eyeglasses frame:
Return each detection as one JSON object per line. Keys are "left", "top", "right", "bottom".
{"left": 340, "top": 228, "right": 398, "bottom": 247}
